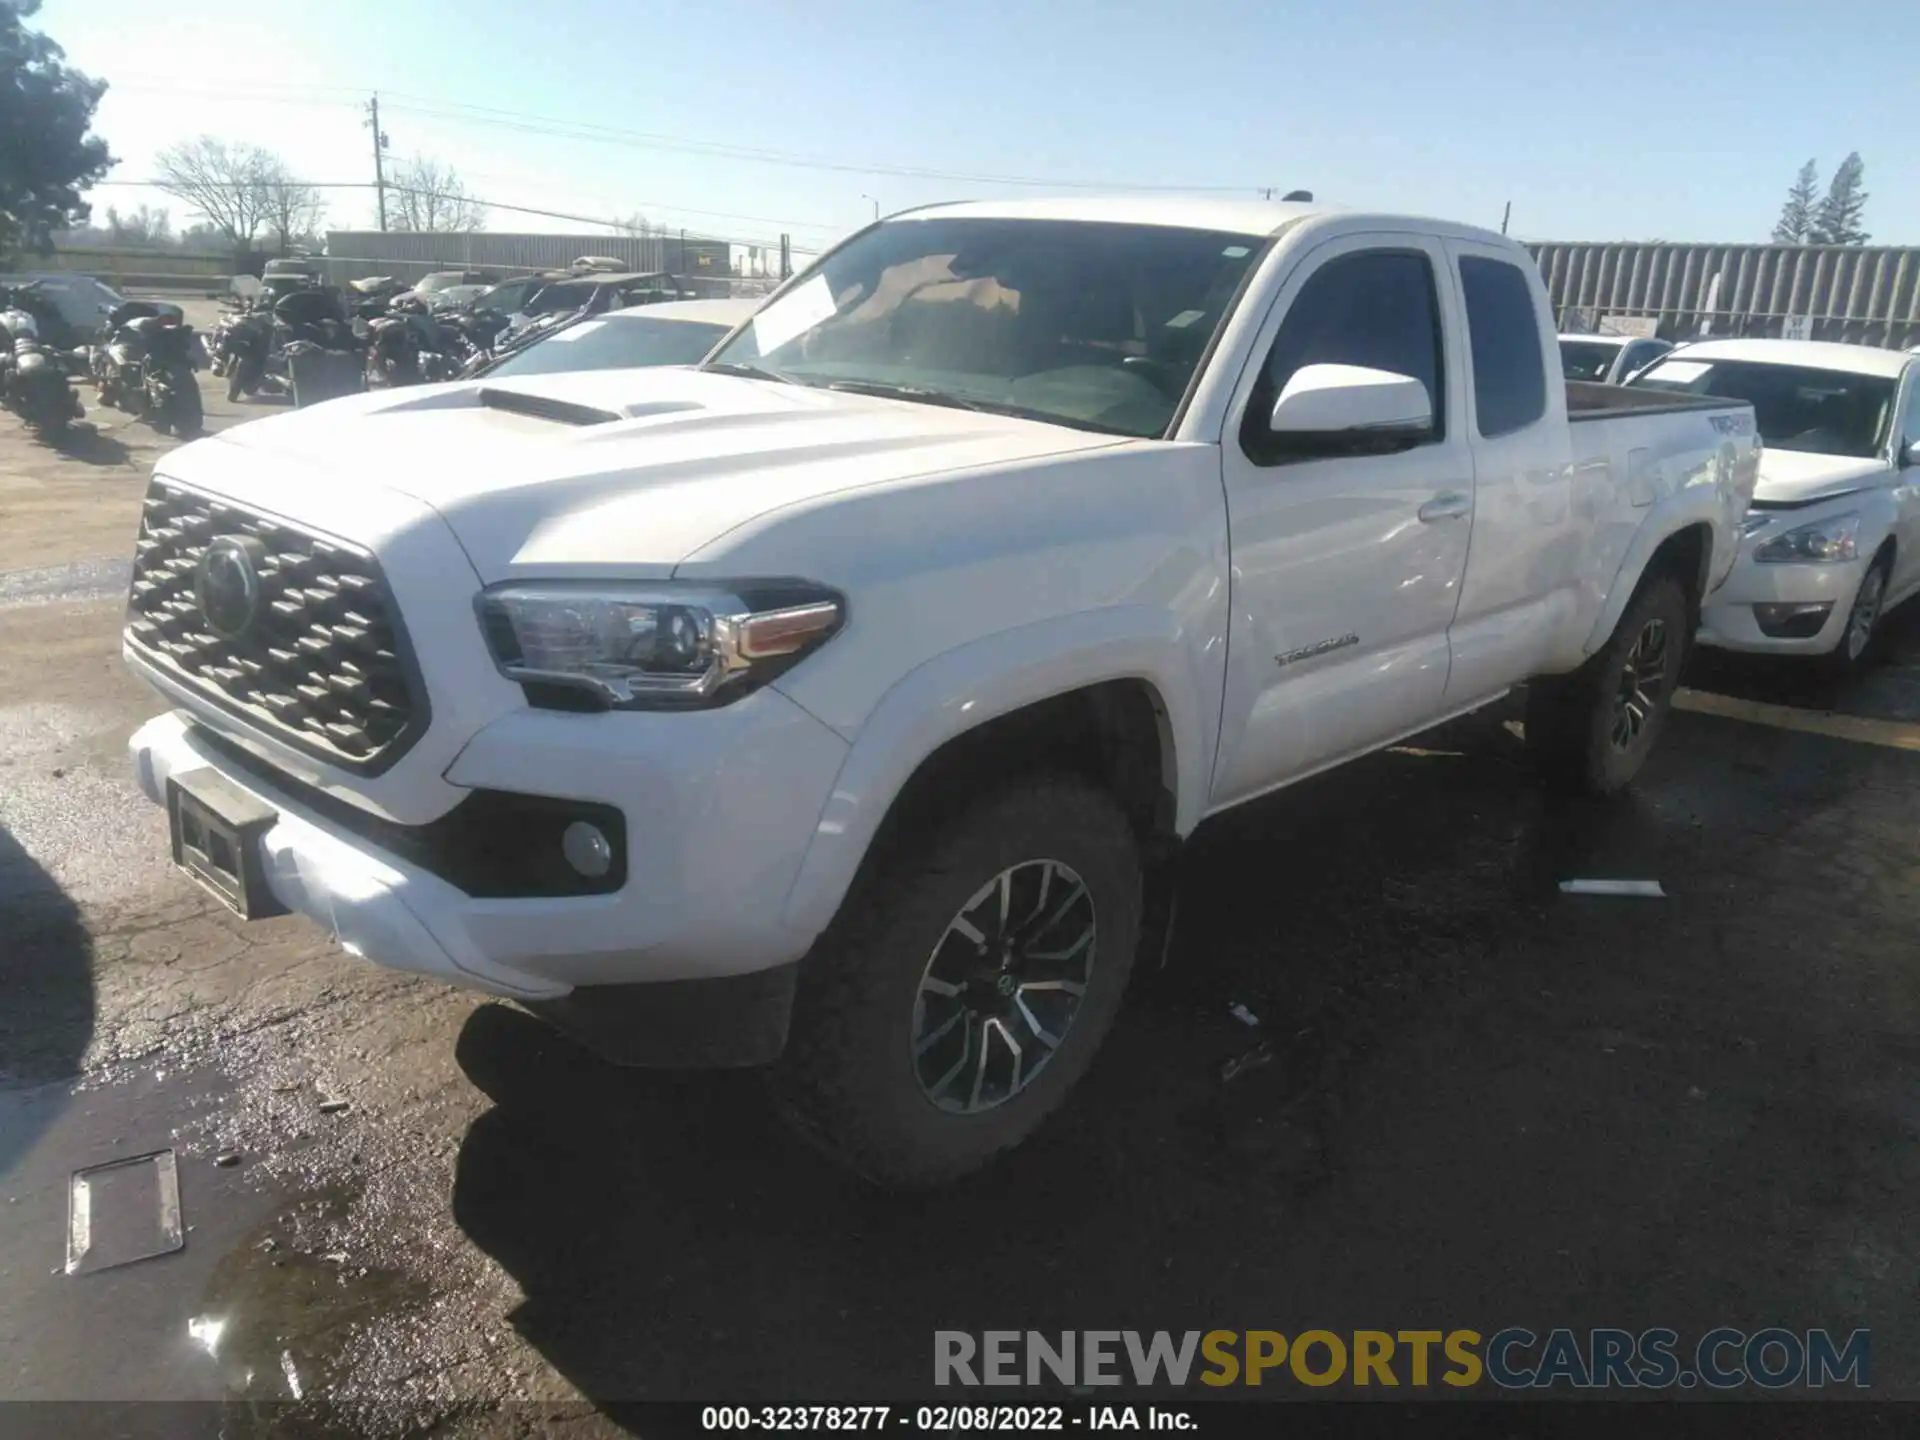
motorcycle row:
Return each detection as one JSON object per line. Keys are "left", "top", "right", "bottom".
{"left": 0, "top": 282, "right": 206, "bottom": 443}
{"left": 0, "top": 265, "right": 592, "bottom": 447}
{"left": 207, "top": 273, "right": 558, "bottom": 408}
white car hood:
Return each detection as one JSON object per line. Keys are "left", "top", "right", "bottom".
{"left": 201, "top": 368, "right": 1128, "bottom": 579}
{"left": 1752, "top": 449, "right": 1890, "bottom": 506}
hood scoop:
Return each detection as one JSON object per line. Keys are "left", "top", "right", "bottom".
{"left": 475, "top": 387, "right": 623, "bottom": 427}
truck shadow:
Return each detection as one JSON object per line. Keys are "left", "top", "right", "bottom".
{"left": 0, "top": 822, "right": 97, "bottom": 1180}
{"left": 450, "top": 700, "right": 1828, "bottom": 1415}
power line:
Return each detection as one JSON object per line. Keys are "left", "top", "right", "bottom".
{"left": 103, "top": 73, "right": 1260, "bottom": 195}
{"left": 91, "top": 178, "right": 847, "bottom": 235}
{"left": 89, "top": 180, "right": 821, "bottom": 254}
{"left": 378, "top": 96, "right": 1260, "bottom": 193}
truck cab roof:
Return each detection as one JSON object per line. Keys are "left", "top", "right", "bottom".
{"left": 892, "top": 196, "right": 1518, "bottom": 251}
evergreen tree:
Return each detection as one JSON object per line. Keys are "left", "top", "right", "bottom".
{"left": 1771, "top": 159, "right": 1819, "bottom": 243}
{"left": 1810, "top": 152, "right": 1869, "bottom": 245}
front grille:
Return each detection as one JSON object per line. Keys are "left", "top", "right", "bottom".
{"left": 125, "top": 479, "right": 427, "bottom": 772}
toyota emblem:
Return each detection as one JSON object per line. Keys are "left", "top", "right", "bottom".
{"left": 196, "top": 535, "right": 267, "bottom": 640}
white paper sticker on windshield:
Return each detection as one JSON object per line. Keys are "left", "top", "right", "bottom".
{"left": 1166, "top": 309, "right": 1206, "bottom": 329}
{"left": 1647, "top": 359, "right": 1709, "bottom": 382}
{"left": 546, "top": 319, "right": 608, "bottom": 343}
{"left": 1222, "top": 246, "right": 1251, "bottom": 258}
{"left": 751, "top": 274, "right": 837, "bottom": 355}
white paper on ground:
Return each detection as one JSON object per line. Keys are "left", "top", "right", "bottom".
{"left": 1559, "top": 879, "right": 1667, "bottom": 897}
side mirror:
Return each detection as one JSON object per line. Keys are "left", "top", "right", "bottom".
{"left": 1269, "top": 363, "right": 1433, "bottom": 445}
{"left": 1903, "top": 439, "right": 1920, "bottom": 469}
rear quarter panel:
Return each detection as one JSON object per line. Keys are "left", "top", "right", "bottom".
{"left": 1560, "top": 403, "right": 1760, "bottom": 665}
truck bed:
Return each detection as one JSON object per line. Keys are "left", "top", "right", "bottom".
{"left": 1565, "top": 378, "right": 1733, "bottom": 420}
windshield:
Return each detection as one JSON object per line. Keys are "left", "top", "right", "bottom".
{"left": 705, "top": 217, "right": 1266, "bottom": 438}
{"left": 1559, "top": 339, "right": 1623, "bottom": 382}
{"left": 483, "top": 315, "right": 732, "bottom": 378}
{"left": 1632, "top": 358, "right": 1896, "bottom": 458}
{"left": 525, "top": 284, "right": 589, "bottom": 317}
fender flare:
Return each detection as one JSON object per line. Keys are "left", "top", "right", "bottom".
{"left": 779, "top": 605, "right": 1215, "bottom": 938}
{"left": 1580, "top": 459, "right": 1734, "bottom": 655}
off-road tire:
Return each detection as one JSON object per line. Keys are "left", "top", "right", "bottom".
{"left": 773, "top": 776, "right": 1143, "bottom": 1188}
{"left": 1527, "top": 572, "right": 1690, "bottom": 796}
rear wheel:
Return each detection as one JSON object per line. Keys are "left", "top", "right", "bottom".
{"left": 1527, "top": 573, "right": 1690, "bottom": 796}
{"left": 773, "top": 777, "right": 1143, "bottom": 1188}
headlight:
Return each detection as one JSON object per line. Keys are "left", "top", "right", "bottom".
{"left": 1752, "top": 513, "right": 1860, "bottom": 564}
{"left": 478, "top": 580, "right": 844, "bottom": 710}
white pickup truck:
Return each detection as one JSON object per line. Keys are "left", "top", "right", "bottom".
{"left": 123, "top": 198, "right": 1759, "bottom": 1186}
{"left": 1630, "top": 339, "right": 1920, "bottom": 672}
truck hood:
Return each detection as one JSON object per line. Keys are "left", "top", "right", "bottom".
{"left": 1752, "top": 449, "right": 1891, "bottom": 507}
{"left": 203, "top": 368, "right": 1129, "bottom": 578}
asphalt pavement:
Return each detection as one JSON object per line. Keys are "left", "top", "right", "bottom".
{"left": 3, "top": 365, "right": 1920, "bottom": 1434}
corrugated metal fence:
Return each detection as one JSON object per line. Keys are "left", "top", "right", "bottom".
{"left": 1529, "top": 241, "right": 1920, "bottom": 350}
{"left": 318, "top": 229, "right": 733, "bottom": 290}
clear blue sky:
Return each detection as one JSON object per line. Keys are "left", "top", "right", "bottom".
{"left": 40, "top": 0, "right": 1920, "bottom": 257}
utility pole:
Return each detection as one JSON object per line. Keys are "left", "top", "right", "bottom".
{"left": 1500, "top": 200, "right": 1512, "bottom": 235}
{"left": 1259, "top": 187, "right": 1274, "bottom": 200}
{"left": 365, "top": 94, "right": 390, "bottom": 232}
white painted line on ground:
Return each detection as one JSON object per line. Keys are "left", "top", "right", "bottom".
{"left": 1674, "top": 688, "right": 1920, "bottom": 753}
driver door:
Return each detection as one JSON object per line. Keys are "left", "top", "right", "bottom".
{"left": 1209, "top": 232, "right": 1475, "bottom": 810}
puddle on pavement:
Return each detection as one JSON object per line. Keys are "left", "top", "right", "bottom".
{"left": 187, "top": 1183, "right": 427, "bottom": 1405}
{"left": 1, "top": 1059, "right": 425, "bottom": 1413}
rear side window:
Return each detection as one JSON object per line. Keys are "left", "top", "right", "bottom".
{"left": 1902, "top": 372, "right": 1920, "bottom": 447}
{"left": 1244, "top": 249, "right": 1445, "bottom": 463}
{"left": 1459, "top": 257, "right": 1547, "bottom": 437}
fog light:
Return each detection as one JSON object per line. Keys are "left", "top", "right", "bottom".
{"left": 1753, "top": 602, "right": 1833, "bottom": 639}
{"left": 561, "top": 821, "right": 613, "bottom": 879}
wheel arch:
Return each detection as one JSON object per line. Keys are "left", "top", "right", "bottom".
{"left": 1582, "top": 517, "right": 1715, "bottom": 654}
{"left": 779, "top": 608, "right": 1211, "bottom": 939}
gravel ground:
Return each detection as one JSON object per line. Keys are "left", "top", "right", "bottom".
{"left": 3, "top": 363, "right": 1920, "bottom": 1434}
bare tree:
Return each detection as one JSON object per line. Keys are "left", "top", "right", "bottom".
{"left": 388, "top": 155, "right": 486, "bottom": 233}
{"left": 104, "top": 203, "right": 172, "bottom": 244}
{"left": 257, "top": 158, "right": 326, "bottom": 256}
{"left": 614, "top": 212, "right": 653, "bottom": 238}
{"left": 153, "top": 136, "right": 271, "bottom": 264}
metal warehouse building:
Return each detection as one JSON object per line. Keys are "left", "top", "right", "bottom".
{"left": 1529, "top": 241, "right": 1920, "bottom": 350}
{"left": 318, "top": 229, "right": 733, "bottom": 292}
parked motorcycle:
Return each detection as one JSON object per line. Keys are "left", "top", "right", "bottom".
{"left": 0, "top": 299, "right": 84, "bottom": 439}
{"left": 362, "top": 297, "right": 474, "bottom": 387}
{"left": 89, "top": 300, "right": 204, "bottom": 438}
{"left": 227, "top": 288, "right": 365, "bottom": 407}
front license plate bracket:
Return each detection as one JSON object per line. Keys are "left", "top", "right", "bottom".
{"left": 166, "top": 767, "right": 289, "bottom": 919}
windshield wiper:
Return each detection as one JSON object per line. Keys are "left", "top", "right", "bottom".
{"left": 824, "top": 378, "right": 1132, "bottom": 435}
{"left": 818, "top": 377, "right": 994, "bottom": 412}
{"left": 704, "top": 360, "right": 797, "bottom": 385}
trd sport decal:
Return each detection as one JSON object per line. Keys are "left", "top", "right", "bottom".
{"left": 1275, "top": 633, "right": 1359, "bottom": 667}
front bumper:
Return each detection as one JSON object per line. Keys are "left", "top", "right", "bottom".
{"left": 1697, "top": 554, "right": 1868, "bottom": 656}
{"left": 129, "top": 688, "right": 850, "bottom": 1009}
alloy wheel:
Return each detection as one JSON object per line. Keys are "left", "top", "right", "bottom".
{"left": 1844, "top": 566, "right": 1886, "bottom": 662}
{"left": 1610, "top": 616, "right": 1669, "bottom": 753}
{"left": 911, "top": 859, "right": 1097, "bottom": 1114}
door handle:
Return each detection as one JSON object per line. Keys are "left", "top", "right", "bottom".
{"left": 1418, "top": 491, "right": 1472, "bottom": 523}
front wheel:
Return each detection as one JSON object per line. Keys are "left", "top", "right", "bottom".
{"left": 1527, "top": 573, "right": 1690, "bottom": 796}
{"left": 166, "top": 365, "right": 204, "bottom": 437}
{"left": 774, "top": 777, "right": 1143, "bottom": 1188}
{"left": 1821, "top": 552, "right": 1892, "bottom": 680}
